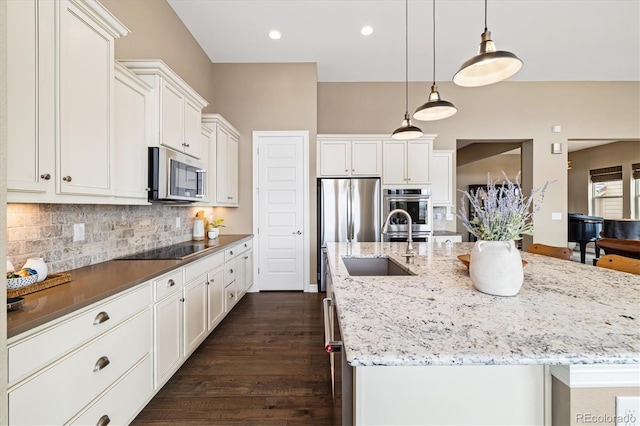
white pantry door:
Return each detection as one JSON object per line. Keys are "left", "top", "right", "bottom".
{"left": 255, "top": 132, "right": 308, "bottom": 291}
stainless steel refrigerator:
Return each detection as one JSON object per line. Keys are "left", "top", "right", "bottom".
{"left": 317, "top": 178, "right": 381, "bottom": 291}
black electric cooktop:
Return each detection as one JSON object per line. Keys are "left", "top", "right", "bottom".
{"left": 116, "top": 242, "right": 214, "bottom": 260}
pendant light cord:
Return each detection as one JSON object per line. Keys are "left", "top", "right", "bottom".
{"left": 432, "top": 0, "right": 436, "bottom": 85}
{"left": 404, "top": 0, "right": 409, "bottom": 114}
{"left": 484, "top": 0, "right": 488, "bottom": 32}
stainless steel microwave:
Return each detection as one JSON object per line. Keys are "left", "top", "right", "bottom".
{"left": 148, "top": 147, "right": 206, "bottom": 203}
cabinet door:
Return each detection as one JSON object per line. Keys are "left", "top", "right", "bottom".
{"left": 160, "top": 81, "right": 185, "bottom": 153}
{"left": 207, "top": 267, "right": 225, "bottom": 331}
{"left": 7, "top": 0, "right": 45, "bottom": 192}
{"left": 244, "top": 250, "right": 254, "bottom": 291}
{"left": 382, "top": 141, "right": 407, "bottom": 185}
{"left": 183, "top": 98, "right": 202, "bottom": 158}
{"left": 406, "top": 140, "right": 432, "bottom": 184}
{"left": 216, "top": 126, "right": 229, "bottom": 203}
{"left": 319, "top": 140, "right": 350, "bottom": 176}
{"left": 154, "top": 290, "right": 183, "bottom": 389}
{"left": 431, "top": 151, "right": 453, "bottom": 206}
{"left": 58, "top": 0, "right": 114, "bottom": 196}
{"left": 351, "top": 140, "right": 381, "bottom": 176}
{"left": 227, "top": 133, "right": 239, "bottom": 205}
{"left": 236, "top": 254, "right": 247, "bottom": 299}
{"left": 183, "top": 276, "right": 208, "bottom": 357}
{"left": 113, "top": 67, "right": 151, "bottom": 200}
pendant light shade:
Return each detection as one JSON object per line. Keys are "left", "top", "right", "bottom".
{"left": 413, "top": 0, "right": 457, "bottom": 121}
{"left": 392, "top": 0, "right": 423, "bottom": 140}
{"left": 453, "top": 0, "right": 523, "bottom": 87}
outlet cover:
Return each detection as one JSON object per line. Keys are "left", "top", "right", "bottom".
{"left": 175, "top": 217, "right": 181, "bottom": 228}
{"left": 73, "top": 223, "right": 85, "bottom": 242}
{"left": 552, "top": 212, "right": 562, "bottom": 220}
{"left": 616, "top": 396, "right": 639, "bottom": 426}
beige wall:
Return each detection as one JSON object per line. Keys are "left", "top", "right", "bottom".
{"left": 456, "top": 153, "right": 522, "bottom": 241}
{"left": 552, "top": 378, "right": 640, "bottom": 426}
{"left": 318, "top": 81, "right": 640, "bottom": 247}
{"left": 101, "top": 0, "right": 215, "bottom": 112}
{"left": 568, "top": 141, "right": 640, "bottom": 217}
{"left": 210, "top": 63, "right": 318, "bottom": 284}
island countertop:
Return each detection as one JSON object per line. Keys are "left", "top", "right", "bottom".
{"left": 325, "top": 242, "right": 640, "bottom": 367}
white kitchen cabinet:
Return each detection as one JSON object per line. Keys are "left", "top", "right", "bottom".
{"left": 317, "top": 136, "right": 382, "bottom": 177}
{"left": 183, "top": 275, "right": 208, "bottom": 357}
{"left": 431, "top": 150, "right": 454, "bottom": 206}
{"left": 113, "top": 62, "right": 153, "bottom": 202}
{"left": 153, "top": 270, "right": 184, "bottom": 389}
{"left": 7, "top": 281, "right": 152, "bottom": 425}
{"left": 202, "top": 113, "right": 241, "bottom": 206}
{"left": 207, "top": 266, "right": 226, "bottom": 331}
{"left": 57, "top": 0, "right": 129, "bottom": 196}
{"left": 7, "top": 0, "right": 129, "bottom": 203}
{"left": 235, "top": 239, "right": 254, "bottom": 297}
{"left": 120, "top": 60, "right": 209, "bottom": 159}
{"left": 383, "top": 138, "right": 433, "bottom": 185}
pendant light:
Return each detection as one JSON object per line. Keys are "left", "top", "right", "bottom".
{"left": 392, "top": 0, "right": 423, "bottom": 140}
{"left": 413, "top": 0, "right": 457, "bottom": 121}
{"left": 453, "top": 0, "right": 523, "bottom": 87}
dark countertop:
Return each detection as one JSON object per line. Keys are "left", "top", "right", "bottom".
{"left": 7, "top": 234, "right": 252, "bottom": 339}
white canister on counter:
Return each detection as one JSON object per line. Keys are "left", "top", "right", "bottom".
{"left": 23, "top": 258, "right": 48, "bottom": 282}
{"left": 7, "top": 257, "right": 15, "bottom": 273}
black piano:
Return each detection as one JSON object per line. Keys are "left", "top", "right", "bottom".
{"left": 568, "top": 213, "right": 604, "bottom": 263}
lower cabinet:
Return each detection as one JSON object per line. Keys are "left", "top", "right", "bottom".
{"left": 7, "top": 238, "right": 253, "bottom": 424}
{"left": 7, "top": 283, "right": 152, "bottom": 425}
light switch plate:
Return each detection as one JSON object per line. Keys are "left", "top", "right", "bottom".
{"left": 615, "top": 396, "right": 639, "bottom": 426}
{"left": 175, "top": 217, "right": 181, "bottom": 228}
{"left": 73, "top": 223, "right": 85, "bottom": 242}
{"left": 551, "top": 212, "right": 562, "bottom": 220}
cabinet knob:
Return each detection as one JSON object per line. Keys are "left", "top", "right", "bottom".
{"left": 93, "top": 311, "right": 110, "bottom": 325}
{"left": 244, "top": 256, "right": 249, "bottom": 260}
{"left": 40, "top": 173, "right": 51, "bottom": 180}
{"left": 63, "top": 176, "right": 72, "bottom": 182}
{"left": 168, "top": 279, "right": 176, "bottom": 287}
{"left": 145, "top": 187, "right": 151, "bottom": 191}
{"left": 230, "top": 251, "right": 234, "bottom": 255}
{"left": 230, "top": 268, "right": 234, "bottom": 273}
{"left": 96, "top": 415, "right": 111, "bottom": 426}
{"left": 180, "top": 297, "right": 185, "bottom": 302}
{"left": 352, "top": 169, "right": 355, "bottom": 172}
{"left": 345, "top": 169, "right": 348, "bottom": 172}
{"left": 229, "top": 293, "right": 234, "bottom": 299}
{"left": 182, "top": 142, "right": 190, "bottom": 148}
{"left": 227, "top": 196, "right": 232, "bottom": 200}
{"left": 93, "top": 356, "right": 110, "bottom": 372}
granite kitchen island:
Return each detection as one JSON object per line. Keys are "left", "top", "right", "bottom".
{"left": 325, "top": 242, "right": 640, "bottom": 425}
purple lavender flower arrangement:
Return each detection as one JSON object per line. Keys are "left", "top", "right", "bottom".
{"left": 458, "top": 172, "right": 551, "bottom": 241}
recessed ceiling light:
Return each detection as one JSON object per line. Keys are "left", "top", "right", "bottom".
{"left": 269, "top": 30, "right": 281, "bottom": 40}
{"left": 361, "top": 26, "right": 373, "bottom": 36}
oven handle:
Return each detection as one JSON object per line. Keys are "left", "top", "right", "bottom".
{"left": 322, "top": 297, "right": 342, "bottom": 353}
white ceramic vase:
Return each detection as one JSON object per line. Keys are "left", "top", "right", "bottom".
{"left": 23, "top": 257, "right": 48, "bottom": 282}
{"left": 469, "top": 240, "right": 523, "bottom": 297}
{"left": 208, "top": 228, "right": 220, "bottom": 239}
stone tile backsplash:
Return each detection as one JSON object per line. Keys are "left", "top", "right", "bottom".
{"left": 6, "top": 203, "right": 210, "bottom": 274}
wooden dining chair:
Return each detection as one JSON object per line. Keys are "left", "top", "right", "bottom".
{"left": 596, "top": 254, "right": 640, "bottom": 275}
{"left": 526, "top": 243, "right": 573, "bottom": 261}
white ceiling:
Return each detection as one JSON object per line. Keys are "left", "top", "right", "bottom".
{"left": 167, "top": 0, "right": 640, "bottom": 83}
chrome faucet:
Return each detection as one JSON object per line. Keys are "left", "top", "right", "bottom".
{"left": 381, "top": 209, "right": 415, "bottom": 263}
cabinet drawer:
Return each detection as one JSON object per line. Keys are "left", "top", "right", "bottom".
{"left": 154, "top": 268, "right": 183, "bottom": 301}
{"left": 237, "top": 239, "right": 253, "bottom": 254}
{"left": 225, "top": 257, "right": 236, "bottom": 285}
{"left": 9, "top": 282, "right": 151, "bottom": 384}
{"left": 69, "top": 355, "right": 152, "bottom": 426}
{"left": 184, "top": 251, "right": 224, "bottom": 283}
{"left": 224, "top": 281, "right": 237, "bottom": 313}
{"left": 9, "top": 308, "right": 151, "bottom": 426}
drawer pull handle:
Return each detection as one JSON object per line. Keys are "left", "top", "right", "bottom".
{"left": 93, "top": 356, "right": 110, "bottom": 372}
{"left": 244, "top": 256, "right": 249, "bottom": 259}
{"left": 230, "top": 250, "right": 234, "bottom": 255}
{"left": 180, "top": 297, "right": 185, "bottom": 302}
{"left": 97, "top": 415, "right": 111, "bottom": 426}
{"left": 93, "top": 311, "right": 110, "bottom": 325}
{"left": 168, "top": 279, "right": 175, "bottom": 287}
{"left": 229, "top": 268, "right": 234, "bottom": 273}
{"left": 229, "top": 293, "right": 234, "bottom": 299}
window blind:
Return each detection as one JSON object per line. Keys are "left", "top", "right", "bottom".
{"left": 590, "top": 165, "right": 622, "bottom": 183}
{"left": 632, "top": 163, "right": 640, "bottom": 180}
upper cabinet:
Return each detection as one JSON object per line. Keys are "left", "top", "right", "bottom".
{"left": 202, "top": 114, "right": 241, "bottom": 207}
{"left": 317, "top": 136, "right": 382, "bottom": 177}
{"left": 119, "top": 60, "right": 209, "bottom": 159}
{"left": 113, "top": 62, "right": 153, "bottom": 202}
{"left": 7, "top": 0, "right": 130, "bottom": 202}
{"left": 431, "top": 150, "right": 455, "bottom": 206}
{"left": 382, "top": 138, "right": 434, "bottom": 186}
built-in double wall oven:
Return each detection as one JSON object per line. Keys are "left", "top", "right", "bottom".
{"left": 383, "top": 188, "right": 433, "bottom": 242}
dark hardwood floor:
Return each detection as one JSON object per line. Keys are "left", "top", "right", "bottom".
{"left": 132, "top": 292, "right": 339, "bottom": 425}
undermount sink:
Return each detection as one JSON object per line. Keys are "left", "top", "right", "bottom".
{"left": 341, "top": 257, "right": 413, "bottom": 276}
